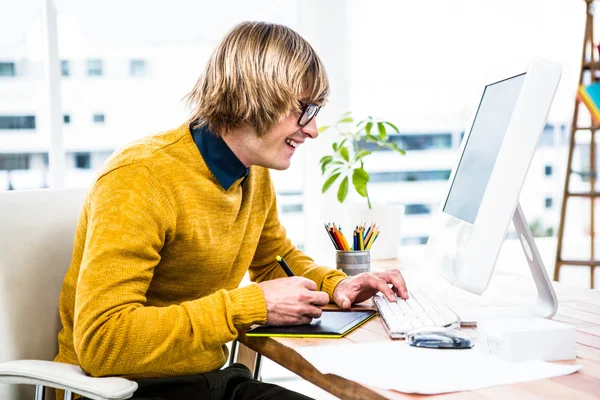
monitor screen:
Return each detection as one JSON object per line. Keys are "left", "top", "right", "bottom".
{"left": 442, "top": 73, "right": 526, "bottom": 224}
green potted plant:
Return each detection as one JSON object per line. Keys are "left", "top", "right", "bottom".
{"left": 318, "top": 112, "right": 406, "bottom": 260}
{"left": 319, "top": 112, "right": 405, "bottom": 208}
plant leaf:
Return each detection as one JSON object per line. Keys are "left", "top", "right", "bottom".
{"left": 322, "top": 173, "right": 341, "bottom": 193}
{"left": 365, "top": 122, "right": 373, "bottom": 136}
{"left": 332, "top": 142, "right": 338, "bottom": 151}
{"left": 352, "top": 168, "right": 369, "bottom": 197}
{"left": 353, "top": 167, "right": 370, "bottom": 182}
{"left": 319, "top": 155, "right": 333, "bottom": 164}
{"left": 354, "top": 149, "right": 372, "bottom": 162}
{"left": 338, "top": 117, "right": 354, "bottom": 124}
{"left": 337, "top": 176, "right": 349, "bottom": 203}
{"left": 383, "top": 121, "right": 399, "bottom": 133}
{"left": 321, "top": 159, "right": 332, "bottom": 174}
{"left": 340, "top": 147, "right": 350, "bottom": 162}
{"left": 377, "top": 122, "right": 387, "bottom": 140}
{"left": 318, "top": 125, "right": 331, "bottom": 133}
{"left": 390, "top": 142, "right": 406, "bottom": 155}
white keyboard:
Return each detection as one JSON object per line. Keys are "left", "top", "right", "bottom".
{"left": 372, "top": 288, "right": 460, "bottom": 339}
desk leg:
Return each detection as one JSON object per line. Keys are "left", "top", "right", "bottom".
{"left": 235, "top": 342, "right": 263, "bottom": 381}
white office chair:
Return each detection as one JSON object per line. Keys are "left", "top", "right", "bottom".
{"left": 0, "top": 188, "right": 138, "bottom": 400}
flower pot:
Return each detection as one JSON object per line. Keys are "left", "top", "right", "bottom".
{"left": 342, "top": 203, "right": 405, "bottom": 261}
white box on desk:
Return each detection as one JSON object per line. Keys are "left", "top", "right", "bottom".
{"left": 478, "top": 318, "right": 576, "bottom": 362}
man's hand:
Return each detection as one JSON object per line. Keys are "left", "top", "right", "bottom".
{"left": 257, "top": 277, "right": 329, "bottom": 325}
{"left": 333, "top": 269, "right": 408, "bottom": 309}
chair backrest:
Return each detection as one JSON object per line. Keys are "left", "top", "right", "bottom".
{"left": 0, "top": 188, "right": 87, "bottom": 399}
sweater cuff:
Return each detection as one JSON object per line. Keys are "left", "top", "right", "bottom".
{"left": 321, "top": 272, "right": 349, "bottom": 302}
{"left": 229, "top": 283, "right": 267, "bottom": 328}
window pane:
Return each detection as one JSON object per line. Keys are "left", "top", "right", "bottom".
{"left": 130, "top": 59, "right": 146, "bottom": 77}
{"left": 74, "top": 153, "right": 91, "bottom": 169}
{"left": 92, "top": 113, "right": 105, "bottom": 123}
{"left": 370, "top": 170, "right": 451, "bottom": 183}
{"left": 0, "top": 62, "right": 15, "bottom": 77}
{"left": 61, "top": 60, "right": 70, "bottom": 77}
{"left": 63, "top": 114, "right": 71, "bottom": 124}
{"left": 0, "top": 154, "right": 29, "bottom": 170}
{"left": 0, "top": 116, "right": 36, "bottom": 130}
{"left": 87, "top": 59, "right": 103, "bottom": 76}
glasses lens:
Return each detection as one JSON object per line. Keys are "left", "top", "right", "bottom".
{"left": 299, "top": 104, "right": 319, "bottom": 126}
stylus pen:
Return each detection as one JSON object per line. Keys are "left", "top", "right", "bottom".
{"left": 276, "top": 255, "right": 295, "bottom": 277}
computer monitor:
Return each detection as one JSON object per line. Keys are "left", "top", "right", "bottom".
{"left": 426, "top": 58, "right": 561, "bottom": 320}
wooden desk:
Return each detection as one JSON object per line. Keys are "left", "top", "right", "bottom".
{"left": 238, "top": 260, "right": 600, "bottom": 399}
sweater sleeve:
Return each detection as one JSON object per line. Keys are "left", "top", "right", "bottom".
{"left": 249, "top": 173, "right": 347, "bottom": 301}
{"left": 73, "top": 164, "right": 266, "bottom": 377}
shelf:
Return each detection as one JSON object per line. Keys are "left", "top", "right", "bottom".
{"left": 575, "top": 126, "right": 600, "bottom": 131}
{"left": 583, "top": 61, "right": 600, "bottom": 70}
{"left": 566, "top": 191, "right": 600, "bottom": 197}
{"left": 557, "top": 259, "right": 600, "bottom": 267}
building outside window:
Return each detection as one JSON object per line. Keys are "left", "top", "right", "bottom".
{"left": 281, "top": 204, "right": 303, "bottom": 213}
{"left": 87, "top": 59, "right": 103, "bottom": 76}
{"left": 63, "top": 114, "right": 71, "bottom": 124}
{"left": 74, "top": 153, "right": 91, "bottom": 169}
{"left": 0, "top": 62, "right": 15, "bottom": 77}
{"left": 0, "top": 154, "right": 29, "bottom": 170}
{"left": 61, "top": 60, "right": 70, "bottom": 77}
{"left": 0, "top": 116, "right": 36, "bottom": 130}
{"left": 92, "top": 113, "right": 105, "bottom": 124}
{"left": 404, "top": 203, "right": 432, "bottom": 215}
{"left": 130, "top": 59, "right": 147, "bottom": 77}
{"left": 401, "top": 236, "right": 428, "bottom": 245}
{"left": 362, "top": 133, "right": 453, "bottom": 152}
{"left": 370, "top": 169, "right": 451, "bottom": 183}
{"left": 545, "top": 197, "right": 553, "bottom": 209}
{"left": 544, "top": 165, "right": 553, "bottom": 176}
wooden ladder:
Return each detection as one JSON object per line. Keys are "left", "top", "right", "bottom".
{"left": 555, "top": 0, "right": 599, "bottom": 288}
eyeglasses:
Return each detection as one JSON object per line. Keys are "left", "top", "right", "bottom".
{"left": 298, "top": 102, "right": 321, "bottom": 127}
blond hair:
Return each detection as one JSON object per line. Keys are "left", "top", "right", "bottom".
{"left": 185, "top": 21, "right": 329, "bottom": 137}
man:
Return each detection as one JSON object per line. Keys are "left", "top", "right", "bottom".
{"left": 55, "top": 21, "right": 408, "bottom": 399}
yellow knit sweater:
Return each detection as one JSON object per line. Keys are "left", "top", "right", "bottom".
{"left": 54, "top": 123, "right": 347, "bottom": 379}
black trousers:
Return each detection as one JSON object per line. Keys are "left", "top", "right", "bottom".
{"left": 83, "top": 364, "right": 314, "bottom": 400}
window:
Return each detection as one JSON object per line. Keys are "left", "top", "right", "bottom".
{"left": 87, "top": 59, "right": 103, "bottom": 76}
{"left": 0, "top": 62, "right": 15, "bottom": 77}
{"left": 362, "top": 133, "right": 453, "bottom": 152}
{"left": 92, "top": 113, "right": 105, "bottom": 124}
{"left": 539, "top": 124, "right": 555, "bottom": 147}
{"left": 130, "top": 59, "right": 147, "bottom": 77}
{"left": 544, "top": 165, "right": 553, "bottom": 176}
{"left": 0, "top": 116, "right": 36, "bottom": 130}
{"left": 370, "top": 170, "right": 451, "bottom": 183}
{"left": 74, "top": 153, "right": 91, "bottom": 169}
{"left": 63, "top": 114, "right": 71, "bottom": 124}
{"left": 0, "top": 154, "right": 29, "bottom": 170}
{"left": 281, "top": 204, "right": 303, "bottom": 213}
{"left": 404, "top": 203, "right": 432, "bottom": 215}
{"left": 545, "top": 197, "right": 553, "bottom": 209}
{"left": 401, "top": 236, "right": 428, "bottom": 245}
{"left": 61, "top": 60, "right": 70, "bottom": 77}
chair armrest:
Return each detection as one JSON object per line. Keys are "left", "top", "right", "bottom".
{"left": 0, "top": 360, "right": 138, "bottom": 400}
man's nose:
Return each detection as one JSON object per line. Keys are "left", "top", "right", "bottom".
{"left": 302, "top": 117, "right": 319, "bottom": 139}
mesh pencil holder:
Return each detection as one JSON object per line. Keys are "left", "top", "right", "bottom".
{"left": 335, "top": 250, "right": 370, "bottom": 276}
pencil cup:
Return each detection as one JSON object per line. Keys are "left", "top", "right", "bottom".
{"left": 336, "top": 250, "right": 370, "bottom": 276}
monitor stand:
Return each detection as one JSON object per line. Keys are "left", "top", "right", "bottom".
{"left": 456, "top": 203, "right": 559, "bottom": 326}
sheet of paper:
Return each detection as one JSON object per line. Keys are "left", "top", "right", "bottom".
{"left": 296, "top": 342, "right": 580, "bottom": 394}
